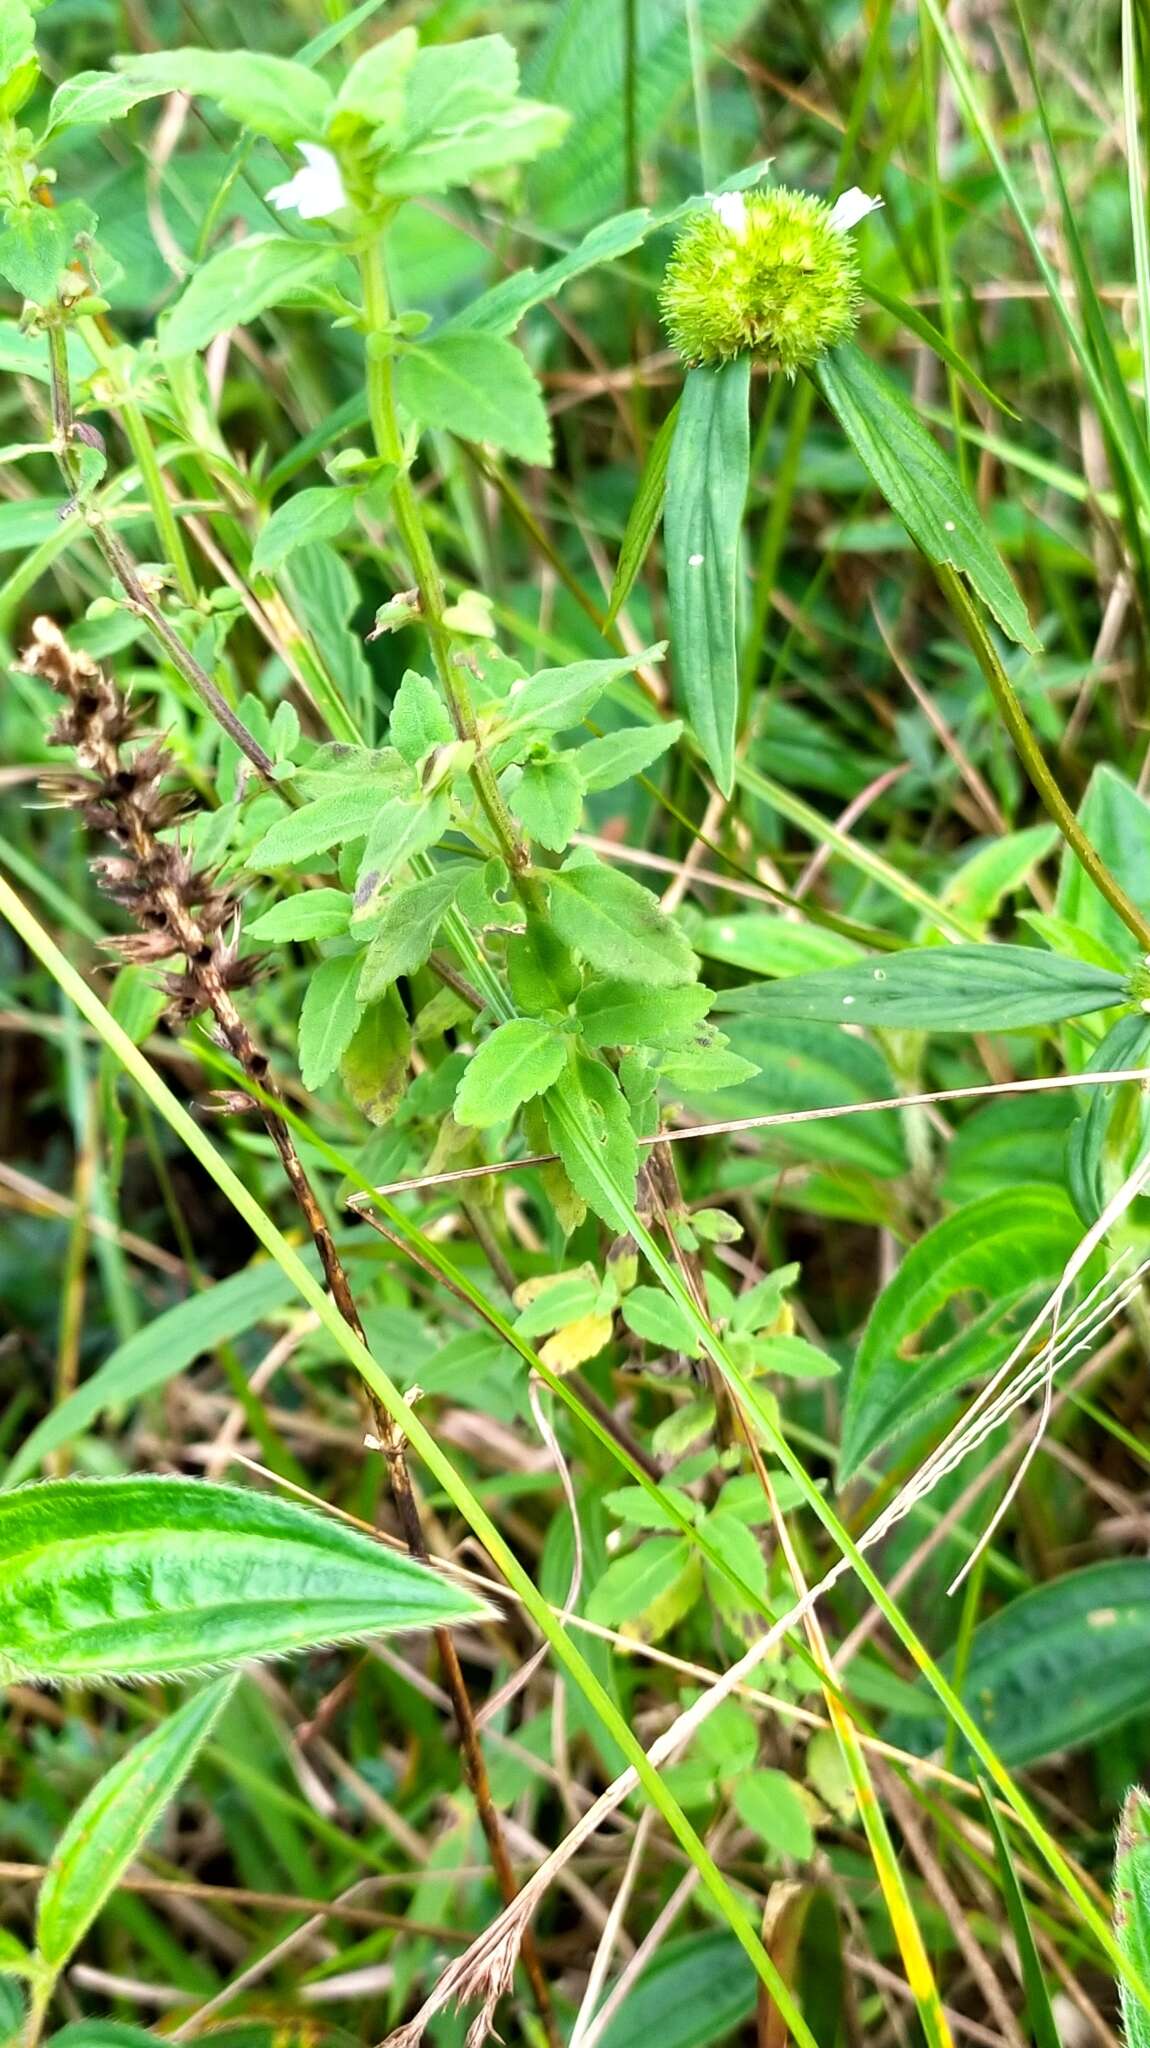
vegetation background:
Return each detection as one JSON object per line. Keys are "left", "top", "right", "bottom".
{"left": 3, "top": 1, "right": 1150, "bottom": 2046}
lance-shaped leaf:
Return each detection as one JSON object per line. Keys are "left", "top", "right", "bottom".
{"left": 714, "top": 944, "right": 1128, "bottom": 1032}
{"left": 815, "top": 342, "right": 1040, "bottom": 652}
{"left": 1116, "top": 1786, "right": 1150, "bottom": 2048}
{"left": 665, "top": 358, "right": 749, "bottom": 795}
{"left": 37, "top": 1676, "right": 236, "bottom": 1970}
{"left": 0, "top": 1477, "right": 487, "bottom": 1682}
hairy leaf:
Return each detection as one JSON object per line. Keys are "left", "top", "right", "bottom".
{"left": 454, "top": 1017, "right": 569, "bottom": 1128}
{"left": 0, "top": 1477, "right": 485, "bottom": 1680}
{"left": 159, "top": 237, "right": 341, "bottom": 358}
{"left": 548, "top": 859, "right": 698, "bottom": 987}
{"left": 395, "top": 332, "right": 551, "bottom": 464}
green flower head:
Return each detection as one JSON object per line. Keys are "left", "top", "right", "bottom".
{"left": 660, "top": 184, "right": 881, "bottom": 374}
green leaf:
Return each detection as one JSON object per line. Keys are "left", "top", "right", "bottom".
{"left": 658, "top": 1037, "right": 758, "bottom": 1094}
{"left": 732, "top": 1769, "right": 814, "bottom": 1861}
{"left": 508, "top": 753, "right": 584, "bottom": 849}
{"left": 499, "top": 645, "right": 664, "bottom": 740}
{"left": 453, "top": 207, "right": 651, "bottom": 338}
{"left": 340, "top": 986, "right": 411, "bottom": 1127}
{"left": 0, "top": 1980, "right": 23, "bottom": 2047}
{"left": 389, "top": 669, "right": 453, "bottom": 765}
{"left": 979, "top": 1779, "right": 1061, "bottom": 2048}
{"left": 603, "top": 1483, "right": 699, "bottom": 1531}
{"left": 0, "top": 1476, "right": 485, "bottom": 1681}
{"left": 587, "top": 1535, "right": 696, "bottom": 1629}
{"left": 606, "top": 400, "right": 679, "bottom": 626}
{"left": 159, "top": 236, "right": 341, "bottom": 359}
{"left": 576, "top": 977, "right": 713, "bottom": 1047}
{"left": 373, "top": 35, "right": 567, "bottom": 197}
{"left": 0, "top": 4, "right": 34, "bottom": 88}
{"left": 43, "top": 70, "right": 164, "bottom": 136}
{"left": 251, "top": 785, "right": 399, "bottom": 869}
{"left": 251, "top": 487, "right": 358, "bottom": 578}
{"left": 0, "top": 1933, "right": 31, "bottom": 1979}
{"left": 395, "top": 332, "right": 551, "bottom": 465}
{"left": 840, "top": 1184, "right": 1085, "bottom": 1478}
{"left": 0, "top": 202, "right": 92, "bottom": 305}
{"left": 621, "top": 1286, "right": 702, "bottom": 1357}
{"left": 1116, "top": 1787, "right": 1150, "bottom": 2048}
{"left": 664, "top": 357, "right": 750, "bottom": 795}
{"left": 893, "top": 1562, "right": 1150, "bottom": 1769}
{"left": 865, "top": 283, "right": 1016, "bottom": 417}
{"left": 506, "top": 915, "right": 581, "bottom": 1014}
{"left": 298, "top": 952, "right": 364, "bottom": 1090}
{"left": 815, "top": 342, "right": 1040, "bottom": 652}
{"left": 576, "top": 719, "right": 682, "bottom": 793}
{"left": 454, "top": 1017, "right": 569, "bottom": 1129}
{"left": 356, "top": 873, "right": 462, "bottom": 998}
{"left": 37, "top": 1675, "right": 237, "bottom": 1970}
{"left": 331, "top": 25, "right": 416, "bottom": 137}
{"left": 595, "top": 1933, "right": 754, "bottom": 2048}
{"left": 248, "top": 888, "right": 351, "bottom": 942}
{"left": 694, "top": 914, "right": 859, "bottom": 979}
{"left": 353, "top": 788, "right": 451, "bottom": 920}
{"left": 4, "top": 1258, "right": 326, "bottom": 1490}
{"left": 548, "top": 858, "right": 698, "bottom": 987}
{"left": 714, "top": 944, "right": 1128, "bottom": 1032}
{"left": 940, "top": 823, "right": 1058, "bottom": 933}
{"left": 543, "top": 1046, "right": 639, "bottom": 1230}
{"left": 113, "top": 49, "right": 332, "bottom": 143}
{"left": 1067, "top": 1012, "right": 1150, "bottom": 1226}
{"left": 748, "top": 1334, "right": 838, "bottom": 1379}
{"left": 1056, "top": 764, "right": 1150, "bottom": 964}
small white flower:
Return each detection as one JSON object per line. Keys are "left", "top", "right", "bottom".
{"left": 711, "top": 190, "right": 749, "bottom": 238}
{"left": 267, "top": 142, "right": 348, "bottom": 221}
{"left": 827, "top": 186, "right": 883, "bottom": 234}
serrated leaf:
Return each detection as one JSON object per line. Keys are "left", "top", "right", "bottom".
{"left": 159, "top": 236, "right": 341, "bottom": 358}
{"left": 507, "top": 753, "right": 584, "bottom": 848}
{"left": 298, "top": 952, "right": 364, "bottom": 1090}
{"left": 373, "top": 36, "right": 567, "bottom": 197}
{"left": 606, "top": 402, "right": 678, "bottom": 626}
{"left": 251, "top": 786, "right": 394, "bottom": 868}
{"left": 548, "top": 859, "right": 698, "bottom": 987}
{"left": 543, "top": 1046, "right": 639, "bottom": 1230}
{"left": 603, "top": 1483, "right": 699, "bottom": 1531}
{"left": 840, "top": 1185, "right": 1085, "bottom": 1478}
{"left": 577, "top": 718, "right": 682, "bottom": 792}
{"left": 576, "top": 977, "right": 713, "bottom": 1047}
{"left": 499, "top": 645, "right": 665, "bottom": 740}
{"left": 251, "top": 487, "right": 358, "bottom": 578}
{"left": 621, "top": 1286, "right": 702, "bottom": 1357}
{"left": 454, "top": 1017, "right": 569, "bottom": 1129}
{"left": 37, "top": 1676, "right": 236, "bottom": 1970}
{"left": 113, "top": 49, "right": 332, "bottom": 144}
{"left": 357, "top": 873, "right": 462, "bottom": 998}
{"left": 714, "top": 945, "right": 1128, "bottom": 1031}
{"left": 587, "top": 1536, "right": 697, "bottom": 1637}
{"left": 0, "top": 1476, "right": 485, "bottom": 1681}
{"left": 665, "top": 358, "right": 750, "bottom": 795}
{"left": 746, "top": 1334, "right": 838, "bottom": 1379}
{"left": 395, "top": 332, "right": 551, "bottom": 465}
{"left": 353, "top": 789, "right": 451, "bottom": 920}
{"left": 389, "top": 669, "right": 453, "bottom": 765}
{"left": 815, "top": 342, "right": 1040, "bottom": 652}
{"left": 43, "top": 70, "right": 164, "bottom": 136}
{"left": 332, "top": 26, "right": 417, "bottom": 136}
{"left": 248, "top": 888, "right": 351, "bottom": 942}
{"left": 506, "top": 915, "right": 582, "bottom": 1014}
{"left": 0, "top": 202, "right": 93, "bottom": 305}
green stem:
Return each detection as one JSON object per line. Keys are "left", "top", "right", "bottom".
{"left": 357, "top": 241, "right": 543, "bottom": 905}
{"left": 117, "top": 399, "right": 198, "bottom": 604}
{"left": 938, "top": 564, "right": 1150, "bottom": 950}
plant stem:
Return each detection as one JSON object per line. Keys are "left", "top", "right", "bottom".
{"left": 937, "top": 563, "right": 1150, "bottom": 950}
{"left": 358, "top": 242, "right": 543, "bottom": 903}
{"left": 45, "top": 322, "right": 277, "bottom": 783}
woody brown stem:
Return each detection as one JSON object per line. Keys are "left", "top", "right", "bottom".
{"left": 26, "top": 618, "right": 559, "bottom": 2048}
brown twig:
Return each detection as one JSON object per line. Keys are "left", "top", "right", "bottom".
{"left": 23, "top": 618, "right": 559, "bottom": 2048}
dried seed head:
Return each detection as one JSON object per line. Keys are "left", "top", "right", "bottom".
{"left": 660, "top": 185, "right": 864, "bottom": 372}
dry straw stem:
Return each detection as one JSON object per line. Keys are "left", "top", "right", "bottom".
{"left": 23, "top": 616, "right": 558, "bottom": 2048}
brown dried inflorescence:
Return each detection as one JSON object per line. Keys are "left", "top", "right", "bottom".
{"left": 24, "top": 616, "right": 262, "bottom": 1028}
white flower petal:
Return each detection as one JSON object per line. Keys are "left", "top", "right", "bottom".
{"left": 267, "top": 142, "right": 347, "bottom": 221}
{"left": 711, "top": 190, "right": 749, "bottom": 237}
{"left": 828, "top": 186, "right": 883, "bottom": 233}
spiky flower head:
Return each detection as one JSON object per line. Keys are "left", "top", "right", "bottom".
{"left": 660, "top": 185, "right": 878, "bottom": 374}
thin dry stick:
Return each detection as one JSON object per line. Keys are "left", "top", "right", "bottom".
{"left": 354, "top": 1065, "right": 1150, "bottom": 1199}
{"left": 26, "top": 618, "right": 558, "bottom": 2048}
